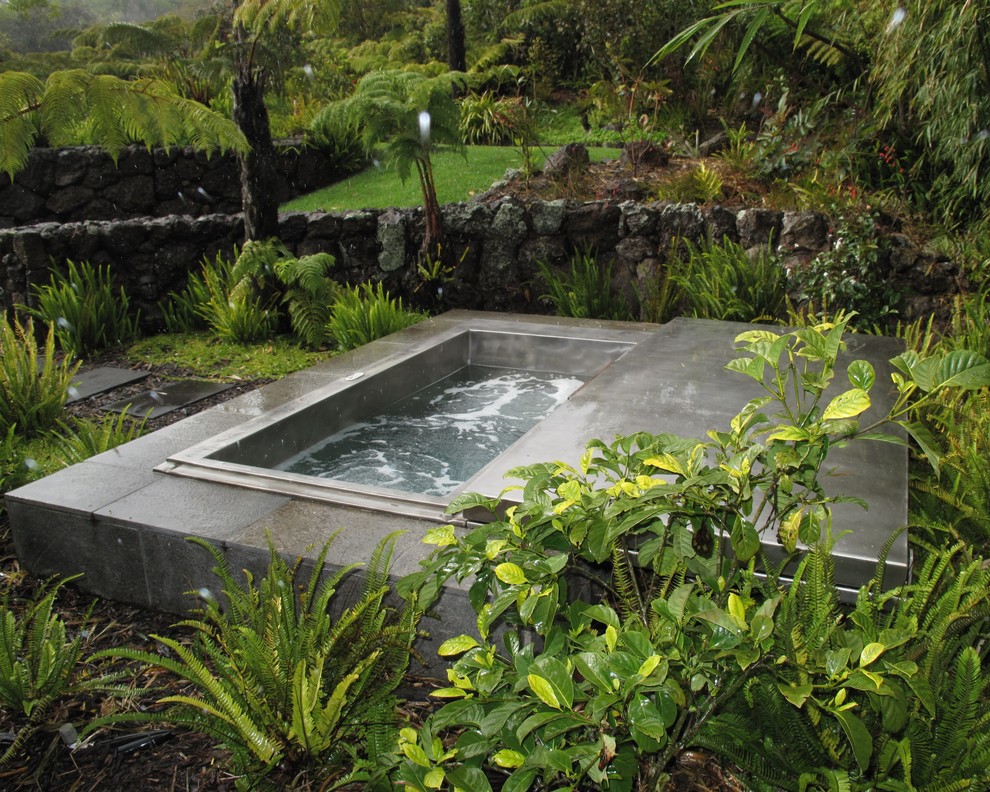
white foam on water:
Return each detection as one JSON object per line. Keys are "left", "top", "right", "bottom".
{"left": 277, "top": 366, "right": 582, "bottom": 495}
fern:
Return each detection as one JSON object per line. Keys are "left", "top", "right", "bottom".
{"left": 1, "top": 69, "right": 246, "bottom": 179}
{"left": 92, "top": 533, "right": 420, "bottom": 786}
{"left": 47, "top": 411, "right": 148, "bottom": 465}
{"left": 327, "top": 282, "right": 425, "bottom": 351}
{"left": 275, "top": 252, "right": 338, "bottom": 348}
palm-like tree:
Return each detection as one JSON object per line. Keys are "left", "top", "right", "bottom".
{"left": 318, "top": 69, "right": 464, "bottom": 256}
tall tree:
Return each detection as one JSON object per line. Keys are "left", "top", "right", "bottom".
{"left": 227, "top": 0, "right": 340, "bottom": 240}
{"left": 446, "top": 0, "right": 467, "bottom": 73}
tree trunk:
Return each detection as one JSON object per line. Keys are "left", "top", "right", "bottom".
{"left": 231, "top": 51, "right": 280, "bottom": 241}
{"left": 446, "top": 0, "right": 466, "bottom": 73}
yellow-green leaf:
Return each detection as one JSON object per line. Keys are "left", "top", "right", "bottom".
{"left": 645, "top": 454, "right": 684, "bottom": 475}
{"left": 823, "top": 388, "right": 871, "bottom": 420}
{"left": 423, "top": 525, "right": 457, "bottom": 546}
{"left": 860, "top": 643, "right": 885, "bottom": 667}
{"left": 638, "top": 654, "right": 662, "bottom": 678}
{"left": 438, "top": 635, "right": 480, "bottom": 656}
{"left": 493, "top": 749, "right": 525, "bottom": 768}
{"left": 728, "top": 593, "right": 748, "bottom": 630}
{"left": 495, "top": 562, "right": 527, "bottom": 585}
{"left": 402, "top": 742, "right": 431, "bottom": 767}
{"left": 527, "top": 673, "right": 561, "bottom": 709}
{"left": 424, "top": 767, "right": 446, "bottom": 788}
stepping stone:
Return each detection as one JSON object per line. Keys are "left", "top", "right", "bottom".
{"left": 104, "top": 380, "right": 234, "bottom": 420}
{"left": 66, "top": 367, "right": 150, "bottom": 404}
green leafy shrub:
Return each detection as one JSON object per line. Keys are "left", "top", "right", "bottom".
{"left": 273, "top": 250, "right": 339, "bottom": 348}
{"left": 0, "top": 426, "right": 37, "bottom": 501}
{"left": 673, "top": 236, "right": 788, "bottom": 322}
{"left": 656, "top": 162, "right": 724, "bottom": 204}
{"left": 304, "top": 115, "right": 366, "bottom": 175}
{"left": 26, "top": 259, "right": 140, "bottom": 356}
{"left": 327, "top": 282, "right": 425, "bottom": 351}
{"left": 0, "top": 579, "right": 127, "bottom": 766}
{"left": 537, "top": 247, "right": 633, "bottom": 321}
{"left": 458, "top": 91, "right": 530, "bottom": 146}
{"left": 48, "top": 411, "right": 148, "bottom": 466}
{"left": 0, "top": 316, "right": 79, "bottom": 437}
{"left": 194, "top": 251, "right": 277, "bottom": 343}
{"left": 161, "top": 266, "right": 211, "bottom": 334}
{"left": 789, "top": 210, "right": 901, "bottom": 331}
{"left": 397, "top": 318, "right": 990, "bottom": 791}
{"left": 97, "top": 533, "right": 419, "bottom": 789}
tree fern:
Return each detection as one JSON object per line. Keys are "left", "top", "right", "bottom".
{"left": 0, "top": 68, "right": 246, "bottom": 179}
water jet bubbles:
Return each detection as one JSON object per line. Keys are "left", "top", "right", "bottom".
{"left": 419, "top": 111, "right": 431, "bottom": 145}
{"left": 886, "top": 7, "right": 906, "bottom": 33}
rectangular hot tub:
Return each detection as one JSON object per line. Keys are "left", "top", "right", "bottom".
{"left": 158, "top": 326, "right": 639, "bottom": 519}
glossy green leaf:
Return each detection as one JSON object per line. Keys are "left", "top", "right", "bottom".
{"left": 493, "top": 749, "right": 525, "bottom": 768}
{"left": 933, "top": 350, "right": 990, "bottom": 390}
{"left": 833, "top": 708, "right": 873, "bottom": 772}
{"left": 859, "top": 642, "right": 885, "bottom": 667}
{"left": 495, "top": 563, "right": 527, "bottom": 585}
{"left": 778, "top": 681, "right": 814, "bottom": 707}
{"left": 423, "top": 767, "right": 445, "bottom": 788}
{"left": 438, "top": 635, "right": 480, "bottom": 657}
{"left": 423, "top": 525, "right": 457, "bottom": 546}
{"left": 402, "top": 742, "right": 431, "bottom": 767}
{"left": 526, "top": 674, "right": 560, "bottom": 709}
{"left": 847, "top": 359, "right": 875, "bottom": 390}
{"left": 823, "top": 388, "right": 870, "bottom": 420}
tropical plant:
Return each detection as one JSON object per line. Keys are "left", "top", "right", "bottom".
{"left": 327, "top": 282, "right": 425, "bottom": 352}
{"left": 537, "top": 247, "right": 633, "bottom": 321}
{"left": 672, "top": 236, "right": 788, "bottom": 322}
{"left": 0, "top": 69, "right": 246, "bottom": 179}
{"left": 26, "top": 259, "right": 140, "bottom": 356}
{"left": 94, "top": 533, "right": 420, "bottom": 789}
{"left": 48, "top": 411, "right": 148, "bottom": 466}
{"left": 0, "top": 426, "right": 35, "bottom": 501}
{"left": 789, "top": 209, "right": 900, "bottom": 331}
{"left": 194, "top": 251, "right": 277, "bottom": 343}
{"left": 160, "top": 266, "right": 212, "bottom": 334}
{"left": 656, "top": 162, "right": 724, "bottom": 204}
{"left": 459, "top": 91, "right": 531, "bottom": 146}
{"left": 0, "top": 316, "right": 79, "bottom": 437}
{"left": 396, "top": 317, "right": 990, "bottom": 790}
{"left": 316, "top": 70, "right": 465, "bottom": 255}
{"left": 0, "top": 579, "right": 128, "bottom": 767}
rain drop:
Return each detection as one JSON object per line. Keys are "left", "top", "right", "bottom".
{"left": 197, "top": 587, "right": 214, "bottom": 600}
{"left": 56, "top": 316, "right": 73, "bottom": 330}
{"left": 149, "top": 391, "right": 164, "bottom": 404}
{"left": 886, "top": 7, "right": 906, "bottom": 32}
{"left": 24, "top": 458, "right": 40, "bottom": 471}
{"left": 302, "top": 64, "right": 315, "bottom": 79}
{"left": 418, "top": 111, "right": 431, "bottom": 145}
{"left": 66, "top": 385, "right": 80, "bottom": 399}
{"left": 751, "top": 92, "right": 763, "bottom": 110}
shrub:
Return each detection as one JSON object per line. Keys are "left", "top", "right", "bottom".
{"left": 537, "top": 247, "right": 633, "bottom": 321}
{"left": 789, "top": 210, "right": 901, "bottom": 331}
{"left": 0, "top": 579, "right": 127, "bottom": 766}
{"left": 327, "top": 282, "right": 425, "bottom": 351}
{"left": 673, "top": 236, "right": 788, "bottom": 322}
{"left": 194, "top": 251, "right": 277, "bottom": 343}
{"left": 0, "top": 316, "right": 79, "bottom": 437}
{"left": 48, "top": 411, "right": 148, "bottom": 466}
{"left": 97, "top": 533, "right": 420, "bottom": 789}
{"left": 0, "top": 426, "right": 37, "bottom": 501}
{"left": 458, "top": 92, "right": 529, "bottom": 146}
{"left": 396, "top": 318, "right": 990, "bottom": 791}
{"left": 26, "top": 259, "right": 140, "bottom": 356}
{"left": 160, "top": 267, "right": 211, "bottom": 334}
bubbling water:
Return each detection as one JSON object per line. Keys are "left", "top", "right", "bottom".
{"left": 278, "top": 365, "right": 582, "bottom": 496}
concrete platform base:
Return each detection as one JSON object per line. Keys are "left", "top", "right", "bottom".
{"left": 6, "top": 312, "right": 908, "bottom": 675}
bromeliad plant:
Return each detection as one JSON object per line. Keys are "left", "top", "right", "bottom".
{"left": 96, "top": 533, "right": 420, "bottom": 790}
{"left": 396, "top": 315, "right": 990, "bottom": 791}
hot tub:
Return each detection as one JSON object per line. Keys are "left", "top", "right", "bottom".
{"left": 158, "top": 326, "right": 638, "bottom": 518}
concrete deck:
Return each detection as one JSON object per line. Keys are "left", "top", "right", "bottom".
{"left": 6, "top": 311, "right": 908, "bottom": 672}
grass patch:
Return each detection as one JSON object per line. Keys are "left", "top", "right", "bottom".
{"left": 123, "top": 333, "right": 334, "bottom": 380}
{"left": 283, "top": 145, "right": 621, "bottom": 212}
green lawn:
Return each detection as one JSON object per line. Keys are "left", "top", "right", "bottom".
{"left": 282, "top": 145, "right": 621, "bottom": 212}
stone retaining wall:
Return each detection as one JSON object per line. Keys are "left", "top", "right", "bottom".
{"left": 0, "top": 198, "right": 956, "bottom": 328}
{"left": 0, "top": 141, "right": 344, "bottom": 228}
